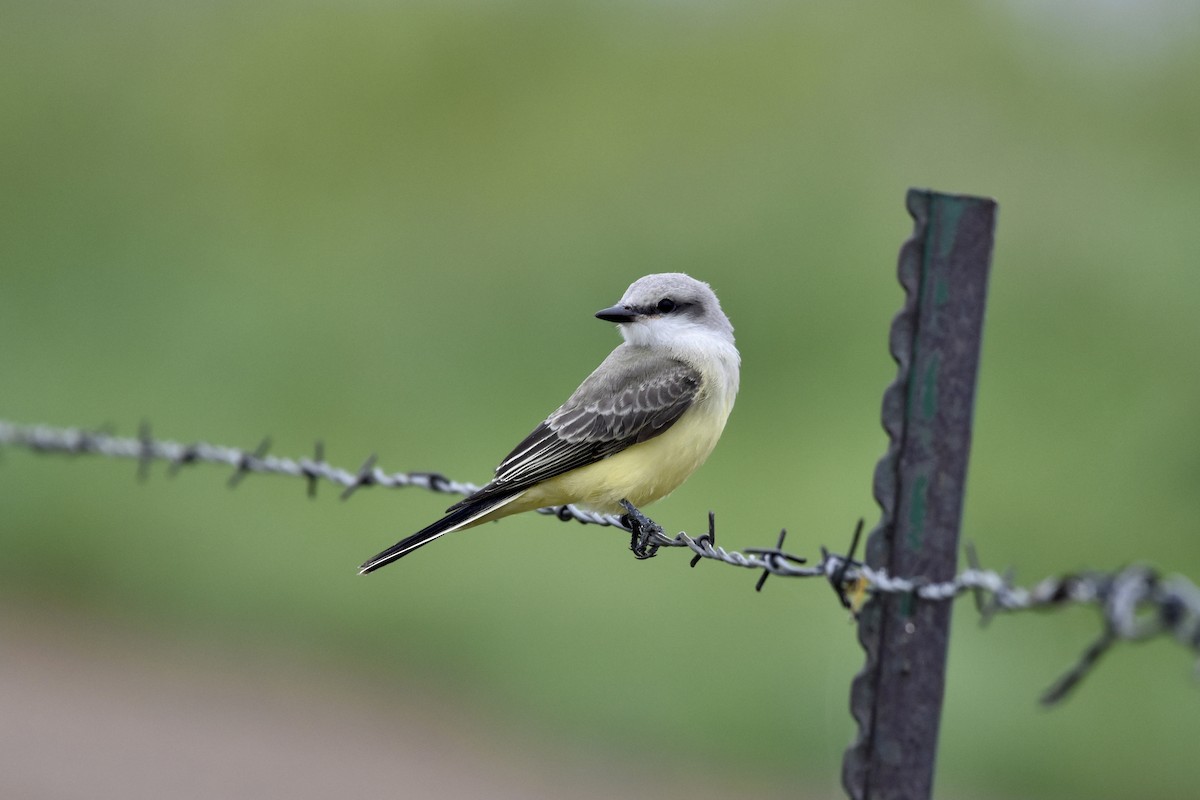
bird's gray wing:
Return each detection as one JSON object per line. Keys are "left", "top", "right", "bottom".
{"left": 447, "top": 349, "right": 700, "bottom": 510}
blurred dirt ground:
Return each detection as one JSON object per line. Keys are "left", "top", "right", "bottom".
{"left": 0, "top": 607, "right": 795, "bottom": 800}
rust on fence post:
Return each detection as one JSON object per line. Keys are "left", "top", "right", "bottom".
{"left": 842, "top": 189, "right": 998, "bottom": 800}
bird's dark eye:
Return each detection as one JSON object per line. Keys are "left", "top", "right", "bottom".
{"left": 656, "top": 298, "right": 676, "bottom": 314}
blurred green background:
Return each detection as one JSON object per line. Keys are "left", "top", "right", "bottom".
{"left": 2, "top": 2, "right": 1199, "bottom": 798}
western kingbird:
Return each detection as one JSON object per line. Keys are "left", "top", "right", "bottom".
{"left": 359, "top": 272, "right": 740, "bottom": 574}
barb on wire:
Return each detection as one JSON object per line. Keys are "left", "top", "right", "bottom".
{"left": 2, "top": 419, "right": 1198, "bottom": 703}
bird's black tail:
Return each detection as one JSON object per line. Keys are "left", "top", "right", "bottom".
{"left": 357, "top": 493, "right": 520, "bottom": 575}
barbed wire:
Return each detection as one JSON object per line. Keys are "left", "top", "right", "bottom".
{"left": 0, "top": 420, "right": 618, "bottom": 523}
{"left": 2, "top": 419, "right": 1198, "bottom": 703}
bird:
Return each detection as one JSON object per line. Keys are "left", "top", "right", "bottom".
{"left": 358, "top": 272, "right": 740, "bottom": 574}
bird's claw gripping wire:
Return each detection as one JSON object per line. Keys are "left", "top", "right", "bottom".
{"left": 620, "top": 499, "right": 662, "bottom": 560}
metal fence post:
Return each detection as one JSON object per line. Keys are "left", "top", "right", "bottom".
{"left": 842, "top": 189, "right": 998, "bottom": 800}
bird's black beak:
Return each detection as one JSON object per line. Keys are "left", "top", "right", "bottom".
{"left": 594, "top": 304, "right": 638, "bottom": 323}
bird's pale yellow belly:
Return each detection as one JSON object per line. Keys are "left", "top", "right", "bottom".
{"left": 495, "top": 398, "right": 731, "bottom": 519}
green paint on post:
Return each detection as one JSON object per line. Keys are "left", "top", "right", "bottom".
{"left": 934, "top": 277, "right": 950, "bottom": 306}
{"left": 922, "top": 356, "right": 938, "bottom": 421}
{"left": 907, "top": 473, "right": 928, "bottom": 551}
{"left": 935, "top": 200, "right": 965, "bottom": 259}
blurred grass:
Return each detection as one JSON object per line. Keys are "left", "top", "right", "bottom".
{"left": 1, "top": 2, "right": 1199, "bottom": 798}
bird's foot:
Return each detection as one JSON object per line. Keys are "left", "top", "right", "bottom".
{"left": 619, "top": 499, "right": 662, "bottom": 560}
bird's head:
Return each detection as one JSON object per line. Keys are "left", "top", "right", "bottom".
{"left": 595, "top": 273, "right": 734, "bottom": 350}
